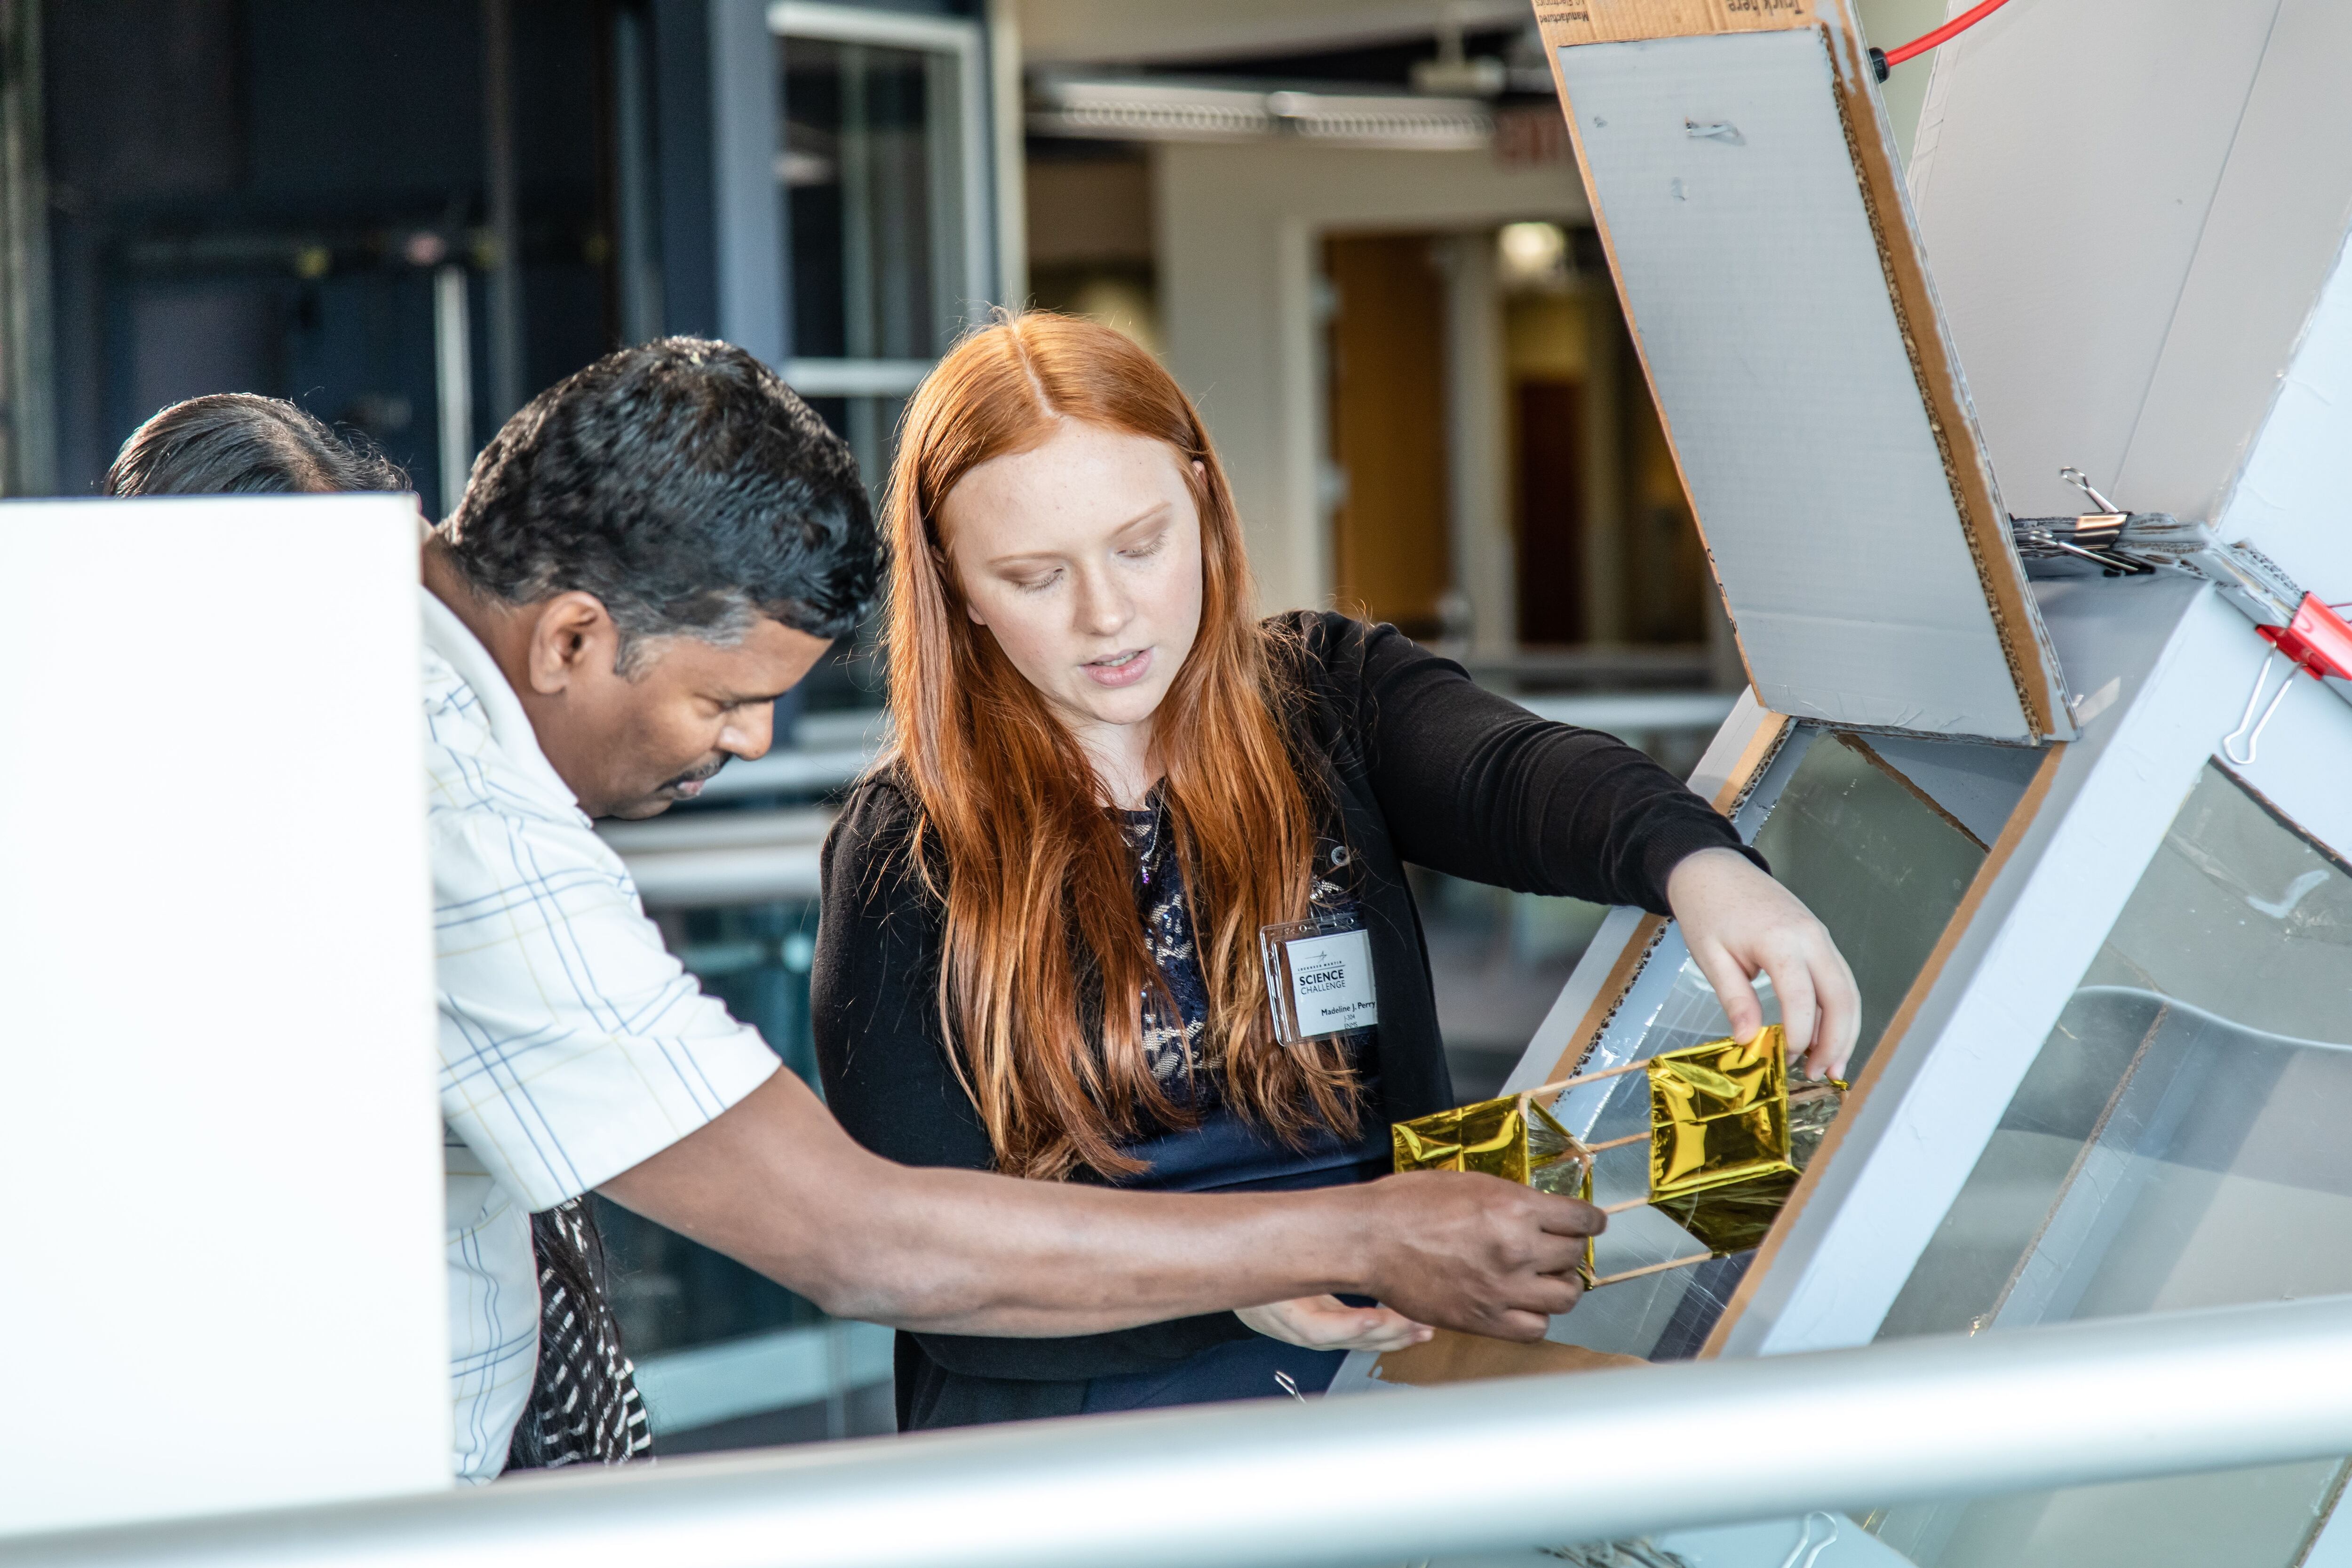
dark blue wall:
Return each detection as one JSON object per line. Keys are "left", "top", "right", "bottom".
{"left": 44, "top": 0, "right": 618, "bottom": 499}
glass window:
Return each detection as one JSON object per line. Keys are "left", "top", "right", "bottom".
{"left": 776, "top": 17, "right": 978, "bottom": 544}
{"left": 1871, "top": 764, "right": 2352, "bottom": 1566}
{"left": 800, "top": 390, "right": 910, "bottom": 519}
{"left": 780, "top": 33, "right": 967, "bottom": 362}
{"left": 1549, "top": 724, "right": 2024, "bottom": 1361}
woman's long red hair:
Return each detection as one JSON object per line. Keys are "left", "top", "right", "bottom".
{"left": 882, "top": 313, "right": 1359, "bottom": 1181}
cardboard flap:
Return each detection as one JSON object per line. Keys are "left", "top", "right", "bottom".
{"left": 1536, "top": 0, "right": 2070, "bottom": 742}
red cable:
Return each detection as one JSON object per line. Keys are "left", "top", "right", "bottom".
{"left": 1883, "top": 0, "right": 2018, "bottom": 68}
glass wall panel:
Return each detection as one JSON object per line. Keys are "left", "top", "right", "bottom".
{"left": 1749, "top": 732, "right": 1990, "bottom": 1077}
{"left": 1872, "top": 764, "right": 2352, "bottom": 1567}
{"left": 1547, "top": 725, "right": 2022, "bottom": 1361}
{"left": 596, "top": 898, "right": 825, "bottom": 1361}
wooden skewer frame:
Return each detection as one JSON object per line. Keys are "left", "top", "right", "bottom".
{"left": 1507, "top": 1073, "right": 1661, "bottom": 1272}
{"left": 1499, "top": 1039, "right": 1830, "bottom": 1292}
{"left": 1516, "top": 1052, "right": 1792, "bottom": 1291}
{"left": 1517, "top": 1043, "right": 1840, "bottom": 1116}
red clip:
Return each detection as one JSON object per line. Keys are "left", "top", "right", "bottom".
{"left": 2256, "top": 593, "right": 2352, "bottom": 682}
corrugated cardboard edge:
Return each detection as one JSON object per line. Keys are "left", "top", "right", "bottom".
{"left": 1368, "top": 710, "right": 1790, "bottom": 1389}
{"left": 1694, "top": 739, "right": 2067, "bottom": 1358}
{"left": 1532, "top": 0, "right": 2074, "bottom": 742}
{"left": 1532, "top": 0, "right": 1818, "bottom": 46}
{"left": 1841, "top": 732, "right": 1989, "bottom": 850}
{"left": 1816, "top": 1, "right": 2073, "bottom": 742}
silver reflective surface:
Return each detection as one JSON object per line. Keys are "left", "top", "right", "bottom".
{"left": 1875, "top": 764, "right": 2352, "bottom": 1566}
{"left": 1546, "top": 726, "right": 2020, "bottom": 1360}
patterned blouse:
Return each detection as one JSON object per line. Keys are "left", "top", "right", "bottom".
{"left": 1115, "top": 791, "right": 1381, "bottom": 1190}
{"left": 1121, "top": 796, "right": 1215, "bottom": 1092}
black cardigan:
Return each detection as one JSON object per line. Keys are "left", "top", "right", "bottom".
{"left": 810, "top": 612, "right": 1757, "bottom": 1430}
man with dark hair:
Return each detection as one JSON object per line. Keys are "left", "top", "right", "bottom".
{"left": 410, "top": 338, "right": 1600, "bottom": 1480}
{"left": 106, "top": 393, "right": 408, "bottom": 497}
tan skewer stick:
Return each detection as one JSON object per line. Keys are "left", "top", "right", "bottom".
{"left": 1587, "top": 1253, "right": 1715, "bottom": 1288}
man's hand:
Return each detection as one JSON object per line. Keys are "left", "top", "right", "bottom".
{"left": 1344, "top": 1171, "right": 1600, "bottom": 1342}
{"left": 1667, "top": 846, "right": 1861, "bottom": 1079}
{"left": 1239, "top": 1171, "right": 1606, "bottom": 1351}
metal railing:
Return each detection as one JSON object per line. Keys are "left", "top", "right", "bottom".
{"left": 11, "top": 1293, "right": 2352, "bottom": 1568}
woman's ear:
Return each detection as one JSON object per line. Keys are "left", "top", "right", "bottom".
{"left": 937, "top": 543, "right": 988, "bottom": 627}
{"left": 1192, "top": 459, "right": 1206, "bottom": 483}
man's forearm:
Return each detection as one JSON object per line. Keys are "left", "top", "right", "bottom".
{"left": 601, "top": 1071, "right": 1371, "bottom": 1333}
{"left": 800, "top": 1159, "right": 1378, "bottom": 1333}
{"left": 600, "top": 1067, "right": 1593, "bottom": 1343}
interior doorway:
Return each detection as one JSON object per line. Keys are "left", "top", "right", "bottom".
{"left": 1322, "top": 231, "right": 1454, "bottom": 640}
{"left": 1318, "top": 221, "right": 1711, "bottom": 658}
{"left": 1513, "top": 377, "right": 1586, "bottom": 645}
{"left": 1501, "top": 229, "right": 1710, "bottom": 653}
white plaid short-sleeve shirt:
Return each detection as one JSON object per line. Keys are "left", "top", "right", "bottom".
{"left": 421, "top": 588, "right": 779, "bottom": 1481}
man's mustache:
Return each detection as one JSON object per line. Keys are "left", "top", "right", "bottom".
{"left": 660, "top": 756, "right": 731, "bottom": 793}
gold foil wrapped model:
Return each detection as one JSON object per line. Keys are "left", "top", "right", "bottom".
{"left": 1391, "top": 1023, "right": 1844, "bottom": 1287}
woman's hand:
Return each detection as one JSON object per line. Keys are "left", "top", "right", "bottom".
{"left": 1666, "top": 847, "right": 1861, "bottom": 1080}
{"left": 1237, "top": 1296, "right": 1434, "bottom": 1353}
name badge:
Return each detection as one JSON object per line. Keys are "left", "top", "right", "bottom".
{"left": 1261, "top": 909, "right": 1379, "bottom": 1045}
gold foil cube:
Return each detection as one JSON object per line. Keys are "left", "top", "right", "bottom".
{"left": 1648, "top": 1025, "right": 1819, "bottom": 1257}
{"left": 1392, "top": 1092, "right": 1595, "bottom": 1280}
{"left": 1391, "top": 1092, "right": 1590, "bottom": 1196}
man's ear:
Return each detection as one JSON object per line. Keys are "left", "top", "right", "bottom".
{"left": 524, "top": 591, "right": 621, "bottom": 695}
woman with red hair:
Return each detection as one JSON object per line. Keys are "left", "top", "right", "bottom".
{"left": 812, "top": 313, "right": 1857, "bottom": 1430}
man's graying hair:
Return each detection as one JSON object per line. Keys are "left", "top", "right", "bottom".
{"left": 106, "top": 393, "right": 408, "bottom": 497}
{"left": 440, "top": 337, "right": 876, "bottom": 675}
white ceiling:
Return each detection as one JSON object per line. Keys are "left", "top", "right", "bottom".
{"left": 1015, "top": 0, "right": 1529, "bottom": 66}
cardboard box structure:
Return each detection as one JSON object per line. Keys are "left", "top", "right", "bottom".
{"left": 1364, "top": 0, "right": 2352, "bottom": 1430}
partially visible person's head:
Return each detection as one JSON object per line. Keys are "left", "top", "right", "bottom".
{"left": 884, "top": 312, "right": 1346, "bottom": 1181}
{"left": 105, "top": 393, "right": 408, "bottom": 497}
{"left": 435, "top": 336, "right": 875, "bottom": 819}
